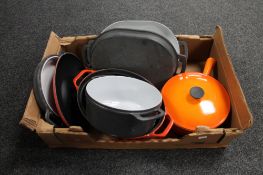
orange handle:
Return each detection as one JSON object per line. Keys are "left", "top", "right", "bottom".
{"left": 73, "top": 69, "right": 95, "bottom": 90}
{"left": 202, "top": 57, "right": 217, "bottom": 75}
{"left": 146, "top": 115, "right": 173, "bottom": 138}
{"left": 136, "top": 115, "right": 173, "bottom": 139}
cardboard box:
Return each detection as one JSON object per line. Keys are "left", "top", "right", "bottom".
{"left": 20, "top": 26, "right": 253, "bottom": 149}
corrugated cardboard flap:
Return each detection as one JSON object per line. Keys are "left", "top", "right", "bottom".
{"left": 20, "top": 32, "right": 62, "bottom": 131}
{"left": 45, "top": 125, "right": 230, "bottom": 149}
{"left": 179, "top": 126, "right": 224, "bottom": 144}
{"left": 59, "top": 35, "right": 97, "bottom": 46}
{"left": 20, "top": 91, "right": 41, "bottom": 131}
{"left": 212, "top": 26, "right": 253, "bottom": 129}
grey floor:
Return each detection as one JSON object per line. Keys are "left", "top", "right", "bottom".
{"left": 1, "top": 0, "right": 263, "bottom": 174}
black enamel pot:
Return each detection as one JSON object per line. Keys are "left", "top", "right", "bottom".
{"left": 74, "top": 69, "right": 165, "bottom": 138}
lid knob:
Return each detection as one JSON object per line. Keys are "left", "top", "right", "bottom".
{"left": 190, "top": 86, "right": 204, "bottom": 99}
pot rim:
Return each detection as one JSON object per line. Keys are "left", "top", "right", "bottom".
{"left": 77, "top": 68, "right": 163, "bottom": 114}
{"left": 34, "top": 55, "right": 59, "bottom": 116}
{"left": 85, "top": 75, "right": 163, "bottom": 112}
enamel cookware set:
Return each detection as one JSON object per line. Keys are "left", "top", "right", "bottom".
{"left": 33, "top": 21, "right": 231, "bottom": 139}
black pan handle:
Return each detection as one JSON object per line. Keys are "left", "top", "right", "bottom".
{"left": 44, "top": 109, "right": 66, "bottom": 127}
{"left": 44, "top": 110, "right": 56, "bottom": 125}
{"left": 177, "top": 41, "right": 188, "bottom": 73}
{"left": 82, "top": 41, "right": 94, "bottom": 68}
{"left": 131, "top": 108, "right": 165, "bottom": 121}
{"left": 73, "top": 69, "right": 95, "bottom": 90}
{"left": 178, "top": 40, "right": 188, "bottom": 59}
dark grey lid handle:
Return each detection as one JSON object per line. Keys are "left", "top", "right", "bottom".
{"left": 190, "top": 86, "right": 204, "bottom": 99}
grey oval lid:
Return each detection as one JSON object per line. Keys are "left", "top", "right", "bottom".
{"left": 102, "top": 20, "right": 180, "bottom": 54}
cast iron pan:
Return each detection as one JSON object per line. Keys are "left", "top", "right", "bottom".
{"left": 33, "top": 55, "right": 64, "bottom": 126}
{"left": 75, "top": 69, "right": 164, "bottom": 137}
{"left": 76, "top": 69, "right": 150, "bottom": 118}
{"left": 53, "top": 53, "right": 85, "bottom": 126}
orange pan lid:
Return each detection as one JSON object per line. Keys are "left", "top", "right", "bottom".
{"left": 161, "top": 58, "right": 230, "bottom": 132}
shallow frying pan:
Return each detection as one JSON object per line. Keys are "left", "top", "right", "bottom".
{"left": 53, "top": 53, "right": 85, "bottom": 126}
{"left": 33, "top": 55, "right": 64, "bottom": 126}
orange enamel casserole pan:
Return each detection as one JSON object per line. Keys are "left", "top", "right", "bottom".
{"left": 141, "top": 57, "right": 231, "bottom": 138}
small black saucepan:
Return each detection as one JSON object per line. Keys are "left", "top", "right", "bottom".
{"left": 53, "top": 53, "right": 85, "bottom": 126}
{"left": 33, "top": 55, "right": 64, "bottom": 126}
{"left": 74, "top": 69, "right": 165, "bottom": 138}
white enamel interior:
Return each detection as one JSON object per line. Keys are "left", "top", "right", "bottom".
{"left": 85, "top": 76, "right": 162, "bottom": 111}
{"left": 40, "top": 56, "right": 57, "bottom": 114}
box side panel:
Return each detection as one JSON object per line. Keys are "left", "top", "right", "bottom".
{"left": 54, "top": 128, "right": 94, "bottom": 145}
{"left": 49, "top": 132, "right": 228, "bottom": 149}
{"left": 177, "top": 35, "right": 213, "bottom": 62}
{"left": 219, "top": 129, "right": 243, "bottom": 145}
{"left": 20, "top": 32, "right": 62, "bottom": 131}
{"left": 49, "top": 141, "right": 228, "bottom": 149}
{"left": 43, "top": 32, "right": 62, "bottom": 58}
{"left": 51, "top": 126, "right": 226, "bottom": 149}
{"left": 210, "top": 26, "right": 253, "bottom": 130}
{"left": 60, "top": 35, "right": 97, "bottom": 59}
{"left": 20, "top": 91, "right": 41, "bottom": 131}
{"left": 36, "top": 119, "right": 64, "bottom": 146}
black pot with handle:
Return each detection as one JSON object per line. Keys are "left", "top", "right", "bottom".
{"left": 74, "top": 69, "right": 165, "bottom": 138}
{"left": 82, "top": 20, "right": 188, "bottom": 89}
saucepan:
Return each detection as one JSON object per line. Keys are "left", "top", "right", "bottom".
{"left": 143, "top": 57, "right": 231, "bottom": 137}
{"left": 74, "top": 69, "right": 166, "bottom": 138}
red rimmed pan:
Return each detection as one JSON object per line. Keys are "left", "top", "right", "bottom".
{"left": 33, "top": 55, "right": 64, "bottom": 126}
{"left": 53, "top": 52, "right": 85, "bottom": 126}
{"left": 73, "top": 68, "right": 168, "bottom": 138}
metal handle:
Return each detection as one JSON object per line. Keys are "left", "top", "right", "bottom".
{"left": 131, "top": 108, "right": 165, "bottom": 121}
{"left": 81, "top": 44, "right": 90, "bottom": 67}
{"left": 73, "top": 69, "right": 95, "bottom": 90}
{"left": 44, "top": 110, "right": 56, "bottom": 125}
{"left": 82, "top": 40, "right": 94, "bottom": 68}
{"left": 146, "top": 115, "right": 173, "bottom": 138}
{"left": 44, "top": 109, "right": 66, "bottom": 127}
{"left": 177, "top": 41, "right": 188, "bottom": 73}
{"left": 135, "top": 114, "right": 173, "bottom": 139}
{"left": 203, "top": 57, "right": 217, "bottom": 75}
